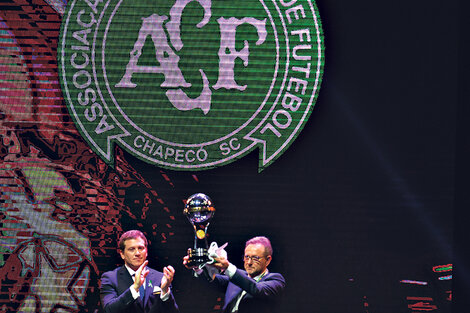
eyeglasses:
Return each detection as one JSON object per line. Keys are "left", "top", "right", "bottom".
{"left": 243, "top": 255, "right": 265, "bottom": 263}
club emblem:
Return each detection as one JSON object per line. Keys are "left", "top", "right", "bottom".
{"left": 59, "top": 0, "right": 324, "bottom": 171}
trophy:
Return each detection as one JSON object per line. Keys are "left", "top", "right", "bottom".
{"left": 183, "top": 193, "right": 216, "bottom": 268}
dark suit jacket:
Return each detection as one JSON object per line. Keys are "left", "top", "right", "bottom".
{"left": 212, "top": 269, "right": 286, "bottom": 313}
{"left": 100, "top": 266, "right": 178, "bottom": 313}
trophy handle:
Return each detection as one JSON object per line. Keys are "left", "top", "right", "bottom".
{"left": 192, "top": 223, "right": 209, "bottom": 249}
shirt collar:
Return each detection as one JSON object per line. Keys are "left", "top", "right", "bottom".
{"left": 253, "top": 269, "right": 269, "bottom": 282}
{"left": 125, "top": 264, "right": 137, "bottom": 278}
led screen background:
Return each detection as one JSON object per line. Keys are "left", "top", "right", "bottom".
{"left": 58, "top": 0, "right": 324, "bottom": 171}
{"left": 0, "top": 0, "right": 463, "bottom": 312}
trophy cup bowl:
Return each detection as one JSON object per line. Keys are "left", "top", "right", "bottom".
{"left": 183, "top": 193, "right": 215, "bottom": 268}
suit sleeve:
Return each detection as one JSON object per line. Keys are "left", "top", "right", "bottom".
{"left": 210, "top": 272, "right": 231, "bottom": 290}
{"left": 100, "top": 271, "right": 136, "bottom": 313}
{"left": 158, "top": 286, "right": 179, "bottom": 313}
{"left": 230, "top": 270, "right": 286, "bottom": 299}
{"left": 148, "top": 269, "right": 179, "bottom": 313}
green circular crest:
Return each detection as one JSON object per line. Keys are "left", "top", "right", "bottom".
{"left": 59, "top": 0, "right": 324, "bottom": 171}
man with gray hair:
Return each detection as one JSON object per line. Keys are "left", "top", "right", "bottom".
{"left": 183, "top": 236, "right": 285, "bottom": 313}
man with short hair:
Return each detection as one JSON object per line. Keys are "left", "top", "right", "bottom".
{"left": 100, "top": 230, "right": 179, "bottom": 313}
{"left": 184, "top": 236, "right": 285, "bottom": 313}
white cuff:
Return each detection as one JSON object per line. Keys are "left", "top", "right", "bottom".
{"left": 130, "top": 285, "right": 139, "bottom": 300}
{"left": 225, "top": 263, "right": 237, "bottom": 278}
{"left": 160, "top": 288, "right": 170, "bottom": 301}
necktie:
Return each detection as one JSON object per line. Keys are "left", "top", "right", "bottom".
{"left": 139, "top": 283, "right": 145, "bottom": 301}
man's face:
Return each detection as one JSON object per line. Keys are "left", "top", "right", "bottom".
{"left": 243, "top": 243, "right": 271, "bottom": 278}
{"left": 119, "top": 237, "right": 147, "bottom": 271}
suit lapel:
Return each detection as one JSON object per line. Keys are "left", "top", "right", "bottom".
{"left": 225, "top": 282, "right": 243, "bottom": 311}
{"left": 117, "top": 266, "right": 134, "bottom": 294}
{"left": 117, "top": 266, "right": 147, "bottom": 310}
{"left": 143, "top": 274, "right": 152, "bottom": 308}
{"left": 143, "top": 269, "right": 161, "bottom": 310}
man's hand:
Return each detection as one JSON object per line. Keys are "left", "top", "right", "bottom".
{"left": 182, "top": 254, "right": 198, "bottom": 270}
{"left": 161, "top": 265, "right": 175, "bottom": 294}
{"left": 212, "top": 256, "right": 229, "bottom": 271}
{"left": 133, "top": 260, "right": 149, "bottom": 292}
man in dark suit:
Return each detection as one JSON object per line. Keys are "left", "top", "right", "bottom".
{"left": 184, "top": 236, "right": 285, "bottom": 313}
{"left": 100, "top": 230, "right": 179, "bottom": 313}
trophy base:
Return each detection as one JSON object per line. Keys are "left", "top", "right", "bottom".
{"left": 187, "top": 248, "right": 210, "bottom": 267}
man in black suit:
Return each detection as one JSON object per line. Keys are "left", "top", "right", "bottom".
{"left": 184, "top": 236, "right": 285, "bottom": 313}
{"left": 100, "top": 230, "right": 179, "bottom": 313}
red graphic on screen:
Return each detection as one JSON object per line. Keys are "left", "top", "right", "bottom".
{"left": 406, "top": 297, "right": 438, "bottom": 311}
{"left": 0, "top": 236, "right": 99, "bottom": 312}
{"left": 0, "top": 1, "right": 192, "bottom": 311}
